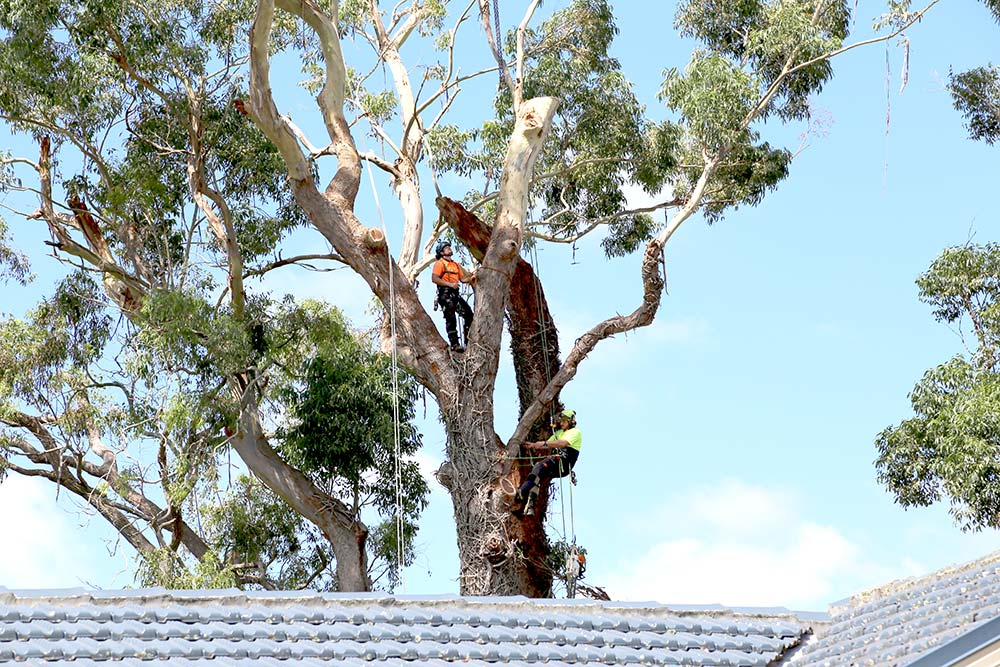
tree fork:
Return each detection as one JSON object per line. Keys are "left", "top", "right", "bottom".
{"left": 442, "top": 97, "right": 559, "bottom": 597}
{"left": 437, "top": 195, "right": 562, "bottom": 596}
{"left": 435, "top": 196, "right": 563, "bottom": 422}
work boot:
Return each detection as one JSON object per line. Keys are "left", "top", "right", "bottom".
{"left": 523, "top": 495, "right": 536, "bottom": 517}
{"left": 451, "top": 343, "right": 465, "bottom": 353}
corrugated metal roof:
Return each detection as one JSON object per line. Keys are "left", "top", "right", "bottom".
{"left": 0, "top": 589, "right": 815, "bottom": 665}
{"left": 10, "top": 550, "right": 1000, "bottom": 666}
{"left": 788, "top": 550, "right": 1000, "bottom": 667}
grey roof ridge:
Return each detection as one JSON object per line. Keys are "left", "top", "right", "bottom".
{"left": 828, "top": 549, "right": 1000, "bottom": 614}
{"left": 0, "top": 586, "right": 825, "bottom": 621}
{"left": 649, "top": 603, "right": 828, "bottom": 622}
{"left": 902, "top": 613, "right": 1000, "bottom": 667}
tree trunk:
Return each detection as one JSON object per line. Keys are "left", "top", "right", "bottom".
{"left": 437, "top": 196, "right": 563, "bottom": 596}
{"left": 425, "top": 98, "right": 560, "bottom": 596}
{"left": 437, "top": 398, "right": 551, "bottom": 597}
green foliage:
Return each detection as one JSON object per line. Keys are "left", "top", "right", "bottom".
{"left": 359, "top": 90, "right": 399, "bottom": 126}
{"left": 277, "top": 307, "right": 429, "bottom": 517}
{"left": 988, "top": 0, "right": 1000, "bottom": 22}
{"left": 700, "top": 141, "right": 792, "bottom": 223}
{"left": 874, "top": 0, "right": 922, "bottom": 31}
{"left": 675, "top": 0, "right": 848, "bottom": 123}
{"left": 206, "top": 475, "right": 336, "bottom": 590}
{"left": 435, "top": 0, "right": 849, "bottom": 258}
{"left": 0, "top": 271, "right": 110, "bottom": 402}
{"left": 601, "top": 214, "right": 656, "bottom": 257}
{"left": 1, "top": 0, "right": 304, "bottom": 291}
{"left": 425, "top": 125, "right": 485, "bottom": 179}
{"left": 944, "top": 2, "right": 999, "bottom": 145}
{"left": 0, "top": 193, "right": 30, "bottom": 286}
{"left": 916, "top": 244, "right": 1000, "bottom": 330}
{"left": 339, "top": 0, "right": 370, "bottom": 34}
{"left": 546, "top": 539, "right": 589, "bottom": 598}
{"left": 416, "top": 0, "right": 447, "bottom": 37}
{"left": 202, "top": 300, "right": 430, "bottom": 591}
{"left": 433, "top": 0, "right": 680, "bottom": 255}
{"left": 888, "top": 12, "right": 1000, "bottom": 532}
{"left": 949, "top": 65, "right": 1000, "bottom": 146}
{"left": 877, "top": 244, "right": 1000, "bottom": 531}
{"left": 661, "top": 53, "right": 758, "bottom": 151}
{"left": 136, "top": 288, "right": 251, "bottom": 384}
{"left": 657, "top": 0, "right": 848, "bottom": 224}
{"left": 138, "top": 547, "right": 240, "bottom": 590}
{"left": 521, "top": 0, "right": 673, "bottom": 245}
{"left": 368, "top": 514, "right": 421, "bottom": 590}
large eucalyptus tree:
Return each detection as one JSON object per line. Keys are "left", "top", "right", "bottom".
{"left": 1, "top": 0, "right": 935, "bottom": 596}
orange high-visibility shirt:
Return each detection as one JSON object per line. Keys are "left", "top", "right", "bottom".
{"left": 432, "top": 258, "right": 463, "bottom": 284}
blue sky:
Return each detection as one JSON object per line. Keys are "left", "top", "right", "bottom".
{"left": 2, "top": 0, "right": 1000, "bottom": 611}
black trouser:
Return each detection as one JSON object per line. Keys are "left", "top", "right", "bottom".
{"left": 438, "top": 286, "right": 473, "bottom": 347}
{"left": 518, "top": 448, "right": 579, "bottom": 498}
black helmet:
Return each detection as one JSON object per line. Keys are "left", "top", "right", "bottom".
{"left": 435, "top": 241, "right": 452, "bottom": 259}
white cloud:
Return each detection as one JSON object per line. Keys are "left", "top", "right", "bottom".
{"left": 0, "top": 476, "right": 128, "bottom": 589}
{"left": 597, "top": 479, "right": 870, "bottom": 610}
{"left": 603, "top": 524, "right": 857, "bottom": 609}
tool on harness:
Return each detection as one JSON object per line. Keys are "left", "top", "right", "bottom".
{"left": 565, "top": 545, "right": 585, "bottom": 599}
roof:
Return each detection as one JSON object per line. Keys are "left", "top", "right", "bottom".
{"left": 0, "top": 588, "right": 817, "bottom": 666}
{"left": 788, "top": 550, "right": 1000, "bottom": 667}
{"left": 7, "top": 550, "right": 1000, "bottom": 666}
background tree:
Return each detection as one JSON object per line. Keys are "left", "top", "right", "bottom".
{"left": 1, "top": 0, "right": 936, "bottom": 596}
{"left": 876, "top": 244, "right": 1000, "bottom": 531}
{"left": 0, "top": 278, "right": 427, "bottom": 589}
{"left": 948, "top": 0, "right": 1000, "bottom": 144}
{"left": 877, "top": 0, "right": 1000, "bottom": 532}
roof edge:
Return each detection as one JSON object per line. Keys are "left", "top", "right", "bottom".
{"left": 904, "top": 615, "right": 1000, "bottom": 667}
{"left": 0, "top": 587, "right": 825, "bottom": 620}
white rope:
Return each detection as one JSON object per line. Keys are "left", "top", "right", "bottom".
{"left": 365, "top": 154, "right": 406, "bottom": 591}
{"left": 528, "top": 243, "right": 577, "bottom": 593}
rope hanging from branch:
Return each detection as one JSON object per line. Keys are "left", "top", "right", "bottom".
{"left": 365, "top": 150, "right": 407, "bottom": 591}
{"left": 527, "top": 241, "right": 581, "bottom": 598}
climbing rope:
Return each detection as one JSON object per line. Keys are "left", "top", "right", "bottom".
{"left": 365, "top": 150, "right": 406, "bottom": 591}
{"left": 527, "top": 241, "right": 579, "bottom": 598}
